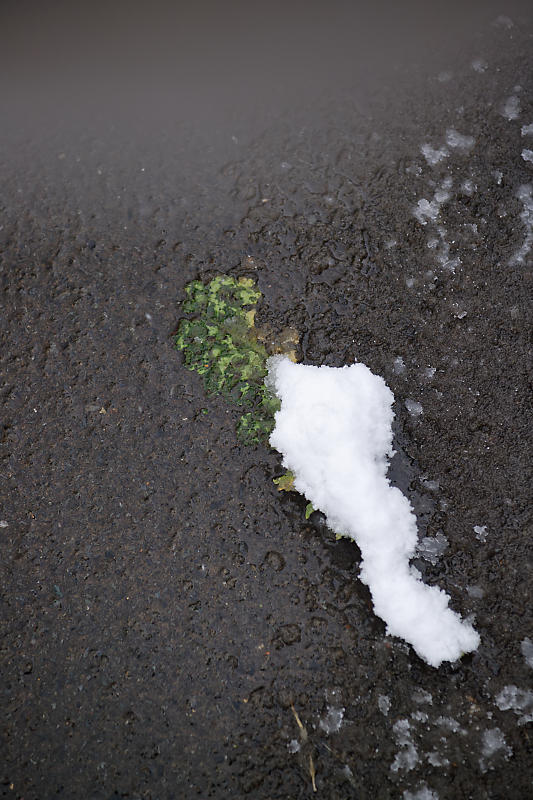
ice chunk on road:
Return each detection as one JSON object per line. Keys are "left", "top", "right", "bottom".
{"left": 267, "top": 356, "right": 480, "bottom": 667}
{"left": 522, "top": 149, "right": 533, "bottom": 164}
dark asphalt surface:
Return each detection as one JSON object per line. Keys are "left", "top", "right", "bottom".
{"left": 1, "top": 8, "right": 532, "bottom": 800}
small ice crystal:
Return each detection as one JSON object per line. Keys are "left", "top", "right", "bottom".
{"left": 421, "top": 144, "right": 448, "bottom": 166}
{"left": 378, "top": 694, "right": 391, "bottom": 715}
{"left": 416, "top": 533, "right": 448, "bottom": 566}
{"left": 521, "top": 638, "right": 533, "bottom": 669}
{"left": 495, "top": 685, "right": 533, "bottom": 725}
{"left": 474, "top": 525, "right": 488, "bottom": 542}
{"left": 404, "top": 786, "right": 439, "bottom": 800}
{"left": 405, "top": 399, "right": 423, "bottom": 417}
{"left": 446, "top": 129, "right": 475, "bottom": 150}
{"left": 391, "top": 720, "right": 419, "bottom": 772}
{"left": 319, "top": 706, "right": 345, "bottom": 734}
{"left": 501, "top": 95, "right": 520, "bottom": 121}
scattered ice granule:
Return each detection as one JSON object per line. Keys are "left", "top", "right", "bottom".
{"left": 421, "top": 144, "right": 448, "bottom": 166}
{"left": 493, "top": 170, "right": 503, "bottom": 185}
{"left": 0, "top": 520, "right": 8, "bottom": 528}
{"left": 287, "top": 739, "right": 300, "bottom": 753}
{"left": 522, "top": 124, "right": 533, "bottom": 136}
{"left": 414, "top": 198, "right": 440, "bottom": 224}
{"left": 495, "top": 685, "right": 533, "bottom": 725}
{"left": 461, "top": 180, "right": 474, "bottom": 195}
{"left": 466, "top": 585, "right": 485, "bottom": 599}
{"left": 416, "top": 533, "right": 448, "bottom": 566}
{"left": 378, "top": 694, "right": 391, "bottom": 715}
{"left": 412, "top": 688, "right": 433, "bottom": 705}
{"left": 393, "top": 356, "right": 406, "bottom": 375}
{"left": 474, "top": 525, "right": 488, "bottom": 542}
{"left": 404, "top": 785, "right": 439, "bottom": 800}
{"left": 405, "top": 399, "right": 423, "bottom": 417}
{"left": 451, "top": 306, "right": 467, "bottom": 319}
{"left": 521, "top": 638, "right": 533, "bottom": 669}
{"left": 471, "top": 58, "right": 488, "bottom": 73}
{"left": 391, "top": 720, "right": 419, "bottom": 772}
{"left": 406, "top": 277, "right": 415, "bottom": 288}
{"left": 509, "top": 184, "right": 533, "bottom": 266}
{"left": 427, "top": 751, "right": 449, "bottom": 767}
{"left": 422, "top": 367, "right": 436, "bottom": 380}
{"left": 480, "top": 727, "right": 512, "bottom": 772}
{"left": 501, "top": 95, "right": 521, "bottom": 120}
{"left": 446, "top": 129, "right": 475, "bottom": 150}
{"left": 521, "top": 149, "right": 533, "bottom": 164}
{"left": 267, "top": 357, "right": 479, "bottom": 667}
{"left": 411, "top": 710, "right": 428, "bottom": 723}
{"left": 319, "top": 706, "right": 345, "bottom": 734}
{"left": 427, "top": 237, "right": 439, "bottom": 249}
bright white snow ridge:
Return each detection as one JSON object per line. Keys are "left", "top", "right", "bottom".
{"left": 267, "top": 356, "right": 480, "bottom": 668}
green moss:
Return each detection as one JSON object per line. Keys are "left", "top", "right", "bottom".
{"left": 175, "top": 275, "right": 280, "bottom": 444}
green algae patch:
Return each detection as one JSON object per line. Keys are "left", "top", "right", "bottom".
{"left": 175, "top": 275, "right": 280, "bottom": 444}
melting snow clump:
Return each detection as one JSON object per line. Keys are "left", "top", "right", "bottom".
{"left": 421, "top": 144, "right": 448, "bottom": 165}
{"left": 480, "top": 727, "right": 512, "bottom": 772}
{"left": 522, "top": 149, "right": 533, "bottom": 164}
{"left": 509, "top": 184, "right": 533, "bottom": 266}
{"left": 521, "top": 123, "right": 533, "bottom": 136}
{"left": 267, "top": 356, "right": 480, "bottom": 667}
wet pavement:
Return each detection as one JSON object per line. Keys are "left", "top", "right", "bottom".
{"left": 1, "top": 9, "right": 532, "bottom": 800}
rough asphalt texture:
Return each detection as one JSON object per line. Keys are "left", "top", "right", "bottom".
{"left": 1, "top": 16, "right": 532, "bottom": 800}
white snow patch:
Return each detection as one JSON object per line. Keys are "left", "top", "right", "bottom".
{"left": 267, "top": 357, "right": 479, "bottom": 667}
{"left": 287, "top": 738, "right": 300, "bottom": 753}
{"left": 391, "top": 719, "right": 419, "bottom": 772}
{"left": 473, "top": 525, "right": 488, "bottom": 542}
{"left": 501, "top": 95, "right": 521, "bottom": 121}
{"left": 446, "top": 129, "right": 475, "bottom": 150}
{"left": 509, "top": 184, "right": 533, "bottom": 266}
{"left": 405, "top": 399, "right": 423, "bottom": 417}
{"left": 378, "top": 694, "right": 391, "bottom": 715}
{"left": 495, "top": 685, "right": 533, "bottom": 725}
{"left": 521, "top": 637, "right": 533, "bottom": 669}
{"left": 404, "top": 786, "right": 439, "bottom": 800}
{"left": 319, "top": 706, "right": 345, "bottom": 734}
{"left": 522, "top": 124, "right": 533, "bottom": 136}
{"left": 0, "top": 520, "right": 8, "bottom": 528}
{"left": 421, "top": 144, "right": 448, "bottom": 166}
{"left": 416, "top": 532, "right": 448, "bottom": 565}
{"left": 411, "top": 710, "right": 428, "bottom": 723}
{"left": 521, "top": 149, "right": 533, "bottom": 164}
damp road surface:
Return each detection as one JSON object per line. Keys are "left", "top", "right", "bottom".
{"left": 1, "top": 7, "right": 532, "bottom": 800}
